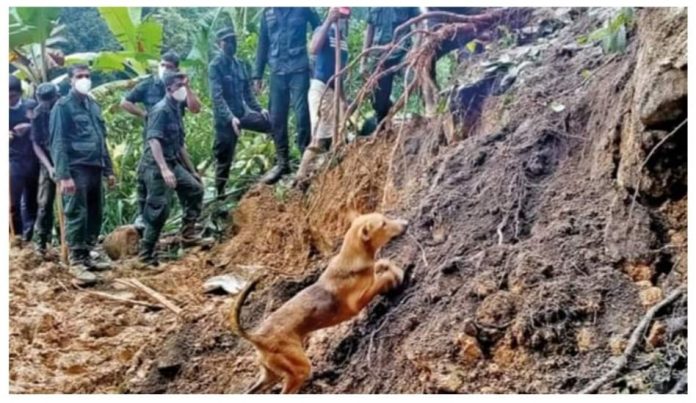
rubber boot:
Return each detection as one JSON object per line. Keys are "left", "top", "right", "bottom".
{"left": 137, "top": 241, "right": 160, "bottom": 269}
{"left": 260, "top": 145, "right": 290, "bottom": 185}
{"left": 180, "top": 221, "right": 202, "bottom": 247}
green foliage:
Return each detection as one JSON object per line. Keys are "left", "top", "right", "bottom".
{"left": 9, "top": 7, "right": 62, "bottom": 48}
{"left": 9, "top": 7, "right": 68, "bottom": 85}
{"left": 578, "top": 7, "right": 635, "bottom": 54}
{"left": 58, "top": 8, "right": 119, "bottom": 54}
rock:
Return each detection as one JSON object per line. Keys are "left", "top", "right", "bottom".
{"left": 646, "top": 321, "right": 667, "bottom": 349}
{"left": 576, "top": 328, "right": 596, "bottom": 352}
{"left": 202, "top": 274, "right": 247, "bottom": 295}
{"left": 610, "top": 336, "right": 627, "bottom": 356}
{"left": 433, "top": 372, "right": 463, "bottom": 393}
{"left": 475, "top": 291, "right": 516, "bottom": 329}
{"left": 639, "top": 286, "right": 663, "bottom": 308}
{"left": 456, "top": 333, "right": 483, "bottom": 364}
{"left": 634, "top": 280, "right": 653, "bottom": 290}
{"left": 625, "top": 262, "right": 654, "bottom": 283}
{"left": 102, "top": 225, "right": 141, "bottom": 261}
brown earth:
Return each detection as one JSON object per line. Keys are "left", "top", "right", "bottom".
{"left": 9, "top": 7, "right": 687, "bottom": 394}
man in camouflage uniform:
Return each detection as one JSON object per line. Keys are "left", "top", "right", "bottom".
{"left": 31, "top": 82, "right": 60, "bottom": 255}
{"left": 50, "top": 64, "right": 117, "bottom": 285}
{"left": 138, "top": 72, "right": 203, "bottom": 267}
{"left": 121, "top": 51, "right": 201, "bottom": 229}
{"left": 254, "top": 7, "right": 320, "bottom": 184}
{"left": 360, "top": 7, "right": 421, "bottom": 134}
{"left": 209, "top": 27, "right": 271, "bottom": 199}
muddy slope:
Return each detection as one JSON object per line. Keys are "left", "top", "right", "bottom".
{"left": 9, "top": 8, "right": 686, "bottom": 394}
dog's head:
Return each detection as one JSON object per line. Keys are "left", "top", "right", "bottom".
{"left": 347, "top": 212, "right": 408, "bottom": 253}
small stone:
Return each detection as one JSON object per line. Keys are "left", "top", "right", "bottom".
{"left": 634, "top": 280, "right": 653, "bottom": 290}
{"left": 432, "top": 370, "right": 463, "bottom": 393}
{"left": 646, "top": 321, "right": 667, "bottom": 349}
{"left": 456, "top": 333, "right": 483, "bottom": 364}
{"left": 609, "top": 336, "right": 626, "bottom": 356}
{"left": 625, "top": 263, "right": 654, "bottom": 283}
{"left": 576, "top": 328, "right": 596, "bottom": 352}
{"left": 640, "top": 286, "right": 663, "bottom": 308}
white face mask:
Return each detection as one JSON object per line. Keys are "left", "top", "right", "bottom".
{"left": 172, "top": 86, "right": 187, "bottom": 102}
{"left": 158, "top": 65, "right": 167, "bottom": 80}
{"left": 74, "top": 78, "right": 92, "bottom": 95}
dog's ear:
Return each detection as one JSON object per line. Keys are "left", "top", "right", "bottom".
{"left": 360, "top": 222, "right": 373, "bottom": 242}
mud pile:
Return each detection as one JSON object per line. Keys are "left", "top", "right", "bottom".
{"left": 9, "top": 8, "right": 686, "bottom": 394}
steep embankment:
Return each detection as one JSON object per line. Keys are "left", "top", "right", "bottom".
{"left": 9, "top": 8, "right": 686, "bottom": 394}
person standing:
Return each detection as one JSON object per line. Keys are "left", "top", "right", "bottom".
{"left": 9, "top": 75, "right": 40, "bottom": 244}
{"left": 360, "top": 7, "right": 421, "bottom": 134}
{"left": 254, "top": 7, "right": 320, "bottom": 184}
{"left": 138, "top": 72, "right": 203, "bottom": 267}
{"left": 295, "top": 7, "right": 350, "bottom": 183}
{"left": 31, "top": 82, "right": 61, "bottom": 256}
{"left": 121, "top": 51, "right": 201, "bottom": 230}
{"left": 50, "top": 64, "right": 117, "bottom": 285}
{"left": 209, "top": 26, "right": 271, "bottom": 198}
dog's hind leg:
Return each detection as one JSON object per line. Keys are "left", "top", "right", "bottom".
{"left": 246, "top": 365, "right": 280, "bottom": 394}
{"left": 264, "top": 345, "right": 312, "bottom": 394}
{"left": 280, "top": 349, "right": 312, "bottom": 394}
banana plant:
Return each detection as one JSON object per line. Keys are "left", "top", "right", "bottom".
{"left": 9, "top": 7, "right": 69, "bottom": 86}
{"left": 67, "top": 7, "right": 163, "bottom": 76}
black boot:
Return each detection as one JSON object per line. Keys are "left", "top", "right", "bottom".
{"left": 68, "top": 250, "right": 98, "bottom": 285}
{"left": 137, "top": 242, "right": 160, "bottom": 269}
{"left": 261, "top": 136, "right": 291, "bottom": 185}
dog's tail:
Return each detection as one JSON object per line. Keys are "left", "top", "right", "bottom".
{"left": 230, "top": 276, "right": 261, "bottom": 342}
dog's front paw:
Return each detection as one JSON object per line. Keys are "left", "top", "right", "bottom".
{"left": 375, "top": 259, "right": 395, "bottom": 274}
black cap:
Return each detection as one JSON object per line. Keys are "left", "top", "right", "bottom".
{"left": 216, "top": 26, "right": 236, "bottom": 41}
{"left": 36, "top": 82, "right": 59, "bottom": 101}
{"left": 162, "top": 71, "right": 187, "bottom": 88}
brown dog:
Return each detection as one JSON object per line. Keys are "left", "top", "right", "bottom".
{"left": 230, "top": 212, "right": 408, "bottom": 393}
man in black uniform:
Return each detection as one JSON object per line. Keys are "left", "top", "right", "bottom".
{"left": 254, "top": 7, "right": 320, "bottom": 184}
{"left": 31, "top": 82, "right": 61, "bottom": 256}
{"left": 138, "top": 72, "right": 203, "bottom": 267}
{"left": 121, "top": 51, "right": 201, "bottom": 229}
{"left": 50, "top": 64, "right": 117, "bottom": 284}
{"left": 9, "top": 75, "right": 40, "bottom": 244}
{"left": 209, "top": 27, "right": 271, "bottom": 198}
{"left": 360, "top": 7, "right": 421, "bottom": 133}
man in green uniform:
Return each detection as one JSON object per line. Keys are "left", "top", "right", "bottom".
{"left": 121, "top": 51, "right": 201, "bottom": 229}
{"left": 31, "top": 82, "right": 60, "bottom": 256}
{"left": 209, "top": 27, "right": 271, "bottom": 199}
{"left": 50, "top": 64, "right": 117, "bottom": 285}
{"left": 138, "top": 72, "right": 203, "bottom": 267}
{"left": 254, "top": 7, "right": 320, "bottom": 184}
{"left": 360, "top": 7, "right": 421, "bottom": 134}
